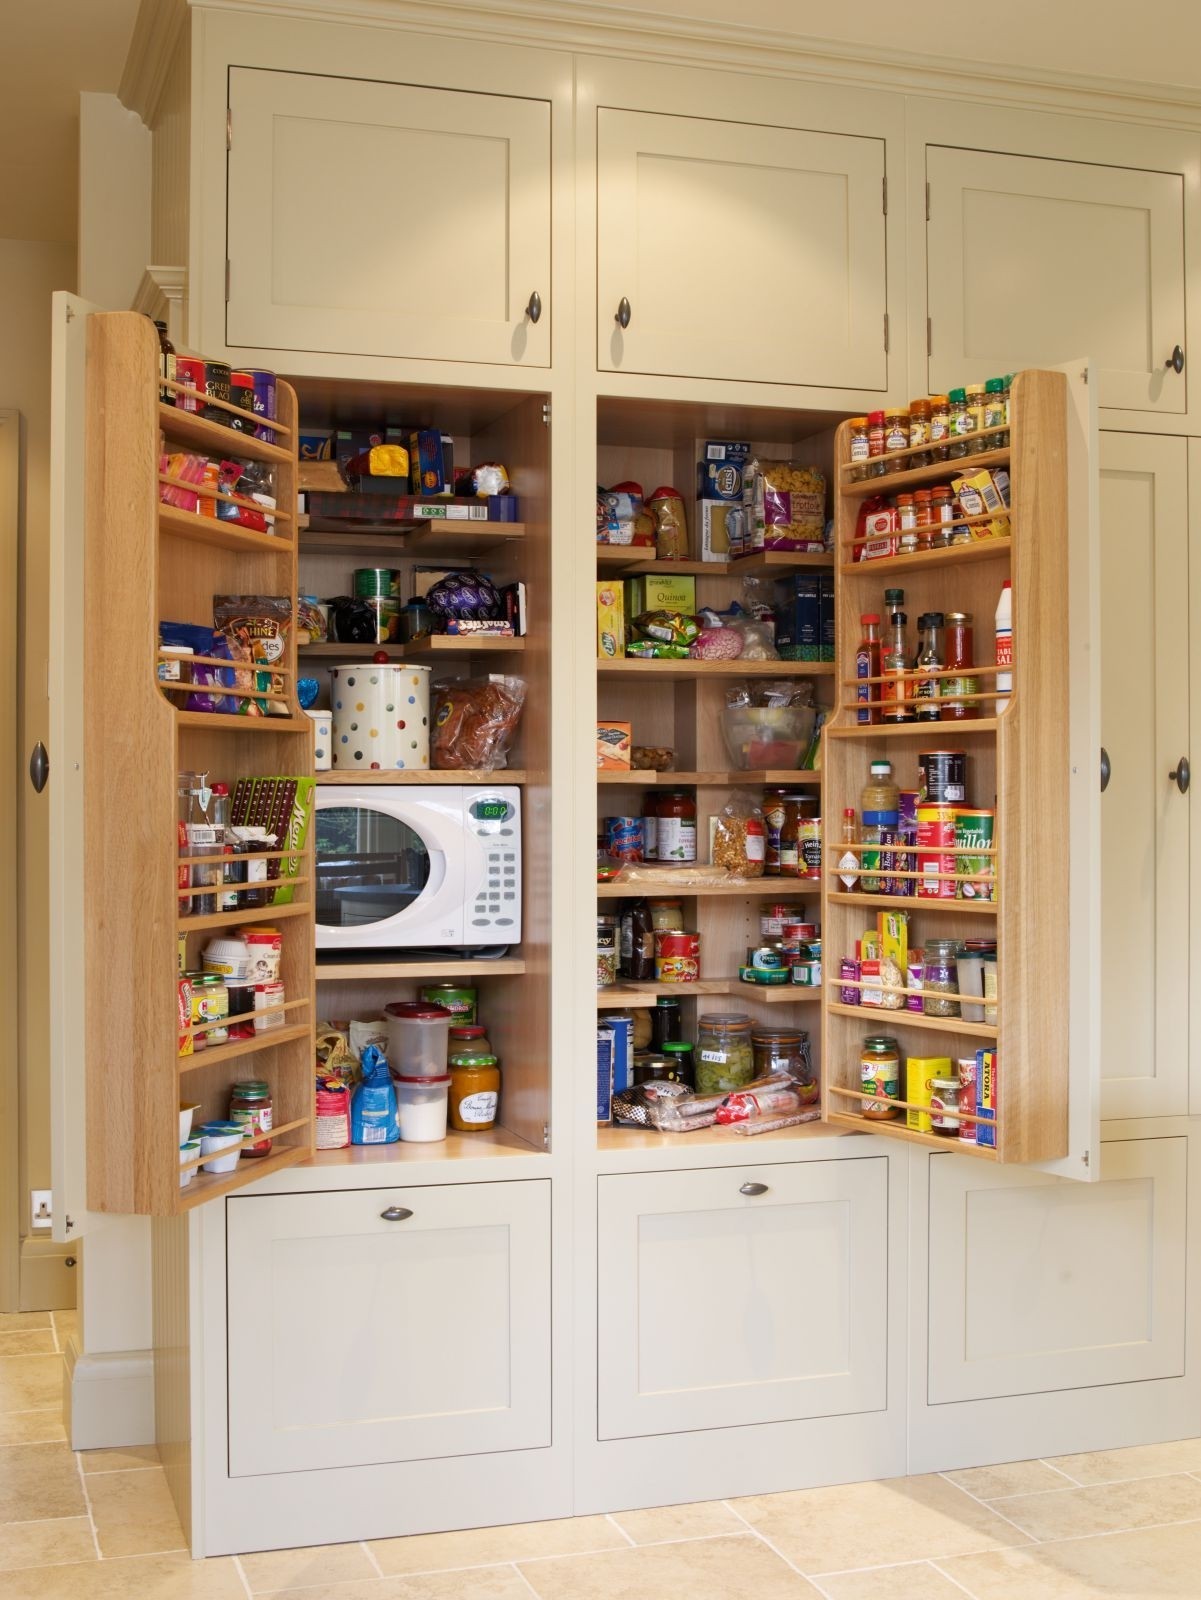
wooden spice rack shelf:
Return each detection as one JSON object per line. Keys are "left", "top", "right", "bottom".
{"left": 595, "top": 549, "right": 833, "bottom": 575}
{"left": 158, "top": 399, "right": 293, "bottom": 465}
{"left": 838, "top": 537, "right": 1012, "bottom": 579}
{"left": 300, "top": 637, "right": 524, "bottom": 657}
{"left": 317, "top": 769, "right": 528, "bottom": 786}
{"left": 299, "top": 520, "right": 526, "bottom": 557}
{"left": 317, "top": 958, "right": 527, "bottom": 982}
{"left": 598, "top": 878, "right": 821, "bottom": 899}
{"left": 599, "top": 659, "right": 833, "bottom": 680}
{"left": 824, "top": 1002, "right": 997, "bottom": 1039}
{"left": 838, "top": 447, "right": 1011, "bottom": 499}
{"left": 598, "top": 981, "right": 822, "bottom": 1008}
{"left": 158, "top": 504, "right": 294, "bottom": 555}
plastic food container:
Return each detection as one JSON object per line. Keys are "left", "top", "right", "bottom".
{"left": 202, "top": 937, "right": 253, "bottom": 980}
{"left": 721, "top": 705, "right": 817, "bottom": 771}
{"left": 198, "top": 1121, "right": 244, "bottom": 1174}
{"left": 384, "top": 1002, "right": 453, "bottom": 1076}
{"left": 305, "top": 707, "right": 332, "bottom": 771}
{"left": 179, "top": 1137, "right": 202, "bottom": 1188}
{"left": 395, "top": 1074, "right": 450, "bottom": 1142}
{"left": 179, "top": 1103, "right": 201, "bottom": 1143}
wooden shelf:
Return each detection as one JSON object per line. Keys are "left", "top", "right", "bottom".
{"left": 825, "top": 1002, "right": 997, "bottom": 1039}
{"left": 595, "top": 549, "right": 832, "bottom": 575}
{"left": 596, "top": 1119, "right": 836, "bottom": 1154}
{"left": 596, "top": 769, "right": 821, "bottom": 786}
{"left": 173, "top": 710, "right": 312, "bottom": 733}
{"left": 300, "top": 636, "right": 524, "bottom": 658}
{"left": 599, "top": 659, "right": 832, "bottom": 680}
{"left": 318, "top": 769, "right": 527, "bottom": 786}
{"left": 599, "top": 980, "right": 822, "bottom": 1008}
{"left": 826, "top": 891, "right": 996, "bottom": 916}
{"left": 157, "top": 401, "right": 293, "bottom": 465}
{"left": 825, "top": 717, "right": 1003, "bottom": 740}
{"left": 839, "top": 447, "right": 1011, "bottom": 500}
{"left": 178, "top": 1141, "right": 312, "bottom": 1209}
{"left": 825, "top": 1110, "right": 998, "bottom": 1158}
{"left": 178, "top": 1022, "right": 314, "bottom": 1074}
{"left": 178, "top": 900, "right": 312, "bottom": 933}
{"left": 305, "top": 1125, "right": 543, "bottom": 1167}
{"left": 317, "top": 958, "right": 526, "bottom": 982}
{"left": 300, "top": 520, "right": 525, "bottom": 557}
{"left": 158, "top": 504, "right": 294, "bottom": 555}
{"left": 598, "top": 877, "right": 820, "bottom": 899}
{"left": 839, "top": 537, "right": 1012, "bottom": 578}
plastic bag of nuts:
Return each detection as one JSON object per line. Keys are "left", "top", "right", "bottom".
{"left": 631, "top": 745, "right": 675, "bottom": 771}
{"left": 712, "top": 793, "right": 767, "bottom": 879}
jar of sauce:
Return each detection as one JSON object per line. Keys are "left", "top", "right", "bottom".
{"left": 657, "top": 791, "right": 697, "bottom": 864}
{"left": 186, "top": 971, "right": 228, "bottom": 1049}
{"left": 229, "top": 1079, "right": 272, "bottom": 1155}
{"left": 861, "top": 1036, "right": 901, "bottom": 1118}
{"left": 449, "top": 1055, "right": 500, "bottom": 1131}
{"left": 941, "top": 611, "right": 978, "bottom": 720}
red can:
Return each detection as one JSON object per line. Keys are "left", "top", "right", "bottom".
{"left": 654, "top": 929, "right": 701, "bottom": 984}
{"left": 916, "top": 804, "right": 957, "bottom": 900}
{"left": 173, "top": 355, "right": 206, "bottom": 412}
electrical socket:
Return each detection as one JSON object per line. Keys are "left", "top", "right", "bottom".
{"left": 30, "top": 1191, "right": 52, "bottom": 1230}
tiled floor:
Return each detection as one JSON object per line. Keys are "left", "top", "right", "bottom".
{"left": 4, "top": 1316, "right": 1201, "bottom": 1597}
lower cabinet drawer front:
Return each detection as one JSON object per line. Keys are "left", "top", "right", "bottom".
{"left": 226, "top": 1180, "right": 551, "bottom": 1476}
{"left": 597, "top": 1157, "right": 889, "bottom": 1440}
{"left": 927, "top": 1139, "right": 1187, "bottom": 1404}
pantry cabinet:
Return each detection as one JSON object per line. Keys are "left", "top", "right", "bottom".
{"left": 596, "top": 1157, "right": 889, "bottom": 1439}
{"left": 225, "top": 68, "right": 552, "bottom": 368}
{"left": 1098, "top": 434, "right": 1191, "bottom": 1120}
{"left": 225, "top": 1179, "right": 551, "bottom": 1475}
{"left": 925, "top": 146, "right": 1187, "bottom": 416}
{"left": 924, "top": 1138, "right": 1187, "bottom": 1403}
{"left": 596, "top": 108, "right": 888, "bottom": 390}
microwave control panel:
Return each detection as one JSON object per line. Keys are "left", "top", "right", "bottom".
{"left": 467, "top": 791, "right": 522, "bottom": 936}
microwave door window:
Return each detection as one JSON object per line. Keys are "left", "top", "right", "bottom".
{"left": 316, "top": 807, "right": 440, "bottom": 928}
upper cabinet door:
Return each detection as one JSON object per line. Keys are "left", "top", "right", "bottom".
{"left": 597, "top": 109, "right": 888, "bottom": 390}
{"left": 226, "top": 69, "right": 551, "bottom": 367}
{"left": 926, "top": 146, "right": 1186, "bottom": 414}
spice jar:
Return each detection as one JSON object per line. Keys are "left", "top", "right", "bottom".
{"left": 695, "top": 1013, "right": 754, "bottom": 1095}
{"left": 930, "top": 486, "right": 955, "bottom": 546}
{"left": 948, "top": 388, "right": 972, "bottom": 458}
{"left": 941, "top": 611, "right": 978, "bottom": 720}
{"left": 908, "top": 398, "right": 932, "bottom": 467}
{"left": 929, "top": 395, "right": 951, "bottom": 460}
{"left": 656, "top": 791, "right": 697, "bottom": 863}
{"left": 922, "top": 939, "right": 962, "bottom": 1017}
{"left": 913, "top": 488, "right": 934, "bottom": 549}
{"left": 229, "top": 1079, "right": 272, "bottom": 1156}
{"left": 896, "top": 493, "right": 917, "bottom": 553}
{"left": 752, "top": 1026, "right": 812, "bottom": 1083}
{"left": 964, "top": 383, "right": 987, "bottom": 451}
{"left": 449, "top": 1054, "right": 501, "bottom": 1131}
{"left": 848, "top": 417, "right": 870, "bottom": 480}
{"left": 983, "top": 377, "right": 1007, "bottom": 448}
{"left": 861, "top": 1036, "right": 901, "bottom": 1118}
{"left": 866, "top": 411, "right": 887, "bottom": 477}
{"left": 884, "top": 407, "right": 910, "bottom": 457}
{"left": 597, "top": 916, "right": 619, "bottom": 989}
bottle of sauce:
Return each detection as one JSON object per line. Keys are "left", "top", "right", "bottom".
{"left": 838, "top": 807, "right": 860, "bottom": 889}
{"left": 657, "top": 791, "right": 696, "bottom": 863}
{"left": 860, "top": 761, "right": 899, "bottom": 894}
{"left": 881, "top": 608, "right": 910, "bottom": 724}
{"left": 995, "top": 580, "right": 1013, "bottom": 706}
{"left": 941, "top": 611, "right": 978, "bottom": 720}
{"left": 855, "top": 613, "right": 882, "bottom": 725}
{"left": 914, "top": 612, "right": 945, "bottom": 722}
{"left": 153, "top": 318, "right": 175, "bottom": 403}
{"left": 761, "top": 787, "right": 789, "bottom": 875}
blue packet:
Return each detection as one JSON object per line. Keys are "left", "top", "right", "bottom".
{"left": 159, "top": 620, "right": 238, "bottom": 714}
{"left": 351, "top": 1045, "right": 400, "bottom": 1145}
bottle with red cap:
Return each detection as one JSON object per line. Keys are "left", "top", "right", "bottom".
{"left": 856, "top": 613, "right": 882, "bottom": 725}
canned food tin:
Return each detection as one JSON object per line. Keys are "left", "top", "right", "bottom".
{"left": 916, "top": 805, "right": 958, "bottom": 899}
{"left": 173, "top": 355, "right": 206, "bottom": 412}
{"left": 761, "top": 902, "right": 807, "bottom": 938}
{"left": 955, "top": 807, "right": 996, "bottom": 901}
{"left": 419, "top": 984, "right": 477, "bottom": 1023}
{"left": 203, "top": 360, "right": 232, "bottom": 423}
{"left": 605, "top": 816, "right": 644, "bottom": 863}
{"left": 799, "top": 816, "right": 822, "bottom": 881}
{"left": 746, "top": 944, "right": 786, "bottom": 970}
{"left": 597, "top": 916, "right": 619, "bottom": 989}
{"left": 919, "top": 749, "right": 966, "bottom": 804}
{"left": 241, "top": 368, "right": 277, "bottom": 440}
{"left": 654, "top": 929, "right": 700, "bottom": 984}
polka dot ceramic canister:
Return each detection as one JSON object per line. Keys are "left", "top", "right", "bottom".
{"left": 329, "top": 664, "right": 431, "bottom": 771}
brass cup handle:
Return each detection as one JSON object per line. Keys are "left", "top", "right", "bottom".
{"left": 1170, "top": 757, "right": 1190, "bottom": 794}
{"left": 1166, "top": 345, "right": 1185, "bottom": 374}
{"left": 526, "top": 290, "right": 542, "bottom": 324}
{"left": 615, "top": 297, "right": 631, "bottom": 329}
{"left": 739, "top": 1182, "right": 769, "bottom": 1197}
{"left": 379, "top": 1206, "right": 413, "bottom": 1222}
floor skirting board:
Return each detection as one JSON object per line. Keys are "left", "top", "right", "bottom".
{"left": 64, "top": 1337, "right": 155, "bottom": 1449}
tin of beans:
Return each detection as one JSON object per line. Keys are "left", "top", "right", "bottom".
{"left": 605, "top": 816, "right": 644, "bottom": 862}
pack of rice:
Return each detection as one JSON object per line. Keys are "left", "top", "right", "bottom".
{"left": 742, "top": 460, "right": 827, "bottom": 554}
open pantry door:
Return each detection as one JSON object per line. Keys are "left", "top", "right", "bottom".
{"left": 47, "top": 292, "right": 104, "bottom": 1242}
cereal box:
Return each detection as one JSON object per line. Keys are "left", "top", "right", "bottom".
{"left": 774, "top": 575, "right": 821, "bottom": 661}
{"left": 596, "top": 721, "right": 632, "bottom": 770}
{"left": 597, "top": 581, "right": 625, "bottom": 660}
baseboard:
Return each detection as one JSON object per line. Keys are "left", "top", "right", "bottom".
{"left": 63, "top": 1336, "right": 155, "bottom": 1449}
{"left": 19, "top": 1236, "right": 78, "bottom": 1311}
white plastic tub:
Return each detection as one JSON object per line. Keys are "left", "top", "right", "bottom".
{"left": 180, "top": 1137, "right": 202, "bottom": 1187}
{"left": 199, "top": 1121, "right": 244, "bottom": 1174}
{"left": 179, "top": 1102, "right": 201, "bottom": 1143}
{"left": 395, "top": 1074, "right": 450, "bottom": 1142}
{"left": 385, "top": 1002, "right": 452, "bottom": 1076}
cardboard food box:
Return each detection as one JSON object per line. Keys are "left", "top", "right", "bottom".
{"left": 626, "top": 574, "right": 696, "bottom": 618}
{"left": 697, "top": 441, "right": 750, "bottom": 502}
{"left": 906, "top": 1055, "right": 953, "bottom": 1134}
{"left": 596, "top": 721, "right": 632, "bottom": 770}
{"left": 596, "top": 1026, "right": 615, "bottom": 1123}
{"left": 698, "top": 499, "right": 741, "bottom": 561}
{"left": 819, "top": 575, "right": 836, "bottom": 662}
{"left": 975, "top": 1048, "right": 999, "bottom": 1147}
{"left": 597, "top": 580, "right": 626, "bottom": 660}
{"left": 774, "top": 574, "right": 821, "bottom": 661}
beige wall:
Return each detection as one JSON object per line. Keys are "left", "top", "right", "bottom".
{"left": 0, "top": 237, "right": 76, "bottom": 1250}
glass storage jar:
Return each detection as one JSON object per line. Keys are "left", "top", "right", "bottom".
{"left": 229, "top": 1079, "right": 272, "bottom": 1156}
{"left": 695, "top": 1013, "right": 754, "bottom": 1095}
{"left": 922, "top": 939, "right": 963, "bottom": 1017}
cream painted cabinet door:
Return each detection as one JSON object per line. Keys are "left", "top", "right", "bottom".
{"left": 226, "top": 69, "right": 550, "bottom": 366}
{"left": 596, "top": 1158, "right": 888, "bottom": 1440}
{"left": 926, "top": 148, "right": 1186, "bottom": 414}
{"left": 926, "top": 1139, "right": 1187, "bottom": 1403}
{"left": 1099, "top": 434, "right": 1190, "bottom": 1119}
{"left": 225, "top": 1181, "right": 550, "bottom": 1476}
{"left": 597, "top": 109, "right": 887, "bottom": 389}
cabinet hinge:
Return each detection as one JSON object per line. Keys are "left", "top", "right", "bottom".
{"left": 927, "top": 317, "right": 932, "bottom": 357}
{"left": 542, "top": 1123, "right": 550, "bottom": 1149}
{"left": 224, "top": 259, "right": 231, "bottom": 303}
{"left": 925, "top": 181, "right": 931, "bottom": 221}
{"left": 226, "top": 108, "right": 232, "bottom": 152}
{"left": 883, "top": 313, "right": 890, "bottom": 354}
{"left": 541, "top": 401, "right": 551, "bottom": 427}
{"left": 882, "top": 175, "right": 888, "bottom": 215}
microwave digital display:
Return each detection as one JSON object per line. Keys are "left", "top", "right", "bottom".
{"left": 470, "top": 798, "right": 513, "bottom": 823}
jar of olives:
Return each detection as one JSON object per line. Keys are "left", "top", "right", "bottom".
{"left": 695, "top": 1013, "right": 754, "bottom": 1095}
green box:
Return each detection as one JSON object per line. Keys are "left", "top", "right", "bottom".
{"left": 626, "top": 574, "right": 696, "bottom": 618}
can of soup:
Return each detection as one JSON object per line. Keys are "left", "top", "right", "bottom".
{"left": 918, "top": 749, "right": 966, "bottom": 804}
{"left": 956, "top": 807, "right": 996, "bottom": 901}
{"left": 916, "top": 805, "right": 957, "bottom": 899}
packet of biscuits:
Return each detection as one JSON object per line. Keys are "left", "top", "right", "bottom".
{"left": 213, "top": 595, "right": 292, "bottom": 716}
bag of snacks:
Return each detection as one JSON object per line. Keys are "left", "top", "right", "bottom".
{"left": 213, "top": 595, "right": 292, "bottom": 716}
{"left": 431, "top": 675, "right": 527, "bottom": 771}
{"left": 597, "top": 481, "right": 655, "bottom": 547}
{"left": 691, "top": 625, "right": 743, "bottom": 661}
{"left": 632, "top": 610, "right": 702, "bottom": 648}
{"left": 744, "top": 460, "right": 826, "bottom": 553}
{"left": 712, "top": 793, "right": 767, "bottom": 879}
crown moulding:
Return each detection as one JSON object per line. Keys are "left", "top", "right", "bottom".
{"left": 119, "top": 0, "right": 1201, "bottom": 130}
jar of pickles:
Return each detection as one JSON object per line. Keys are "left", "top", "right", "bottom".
{"left": 695, "top": 1014, "right": 754, "bottom": 1095}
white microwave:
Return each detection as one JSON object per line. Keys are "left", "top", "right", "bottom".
{"left": 314, "top": 785, "right": 522, "bottom": 953}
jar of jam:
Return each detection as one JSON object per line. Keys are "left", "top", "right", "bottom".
{"left": 929, "top": 395, "right": 951, "bottom": 460}
{"left": 229, "top": 1079, "right": 272, "bottom": 1155}
{"left": 847, "top": 416, "right": 870, "bottom": 480}
{"left": 908, "top": 398, "right": 932, "bottom": 466}
{"left": 866, "top": 410, "right": 887, "bottom": 477}
{"left": 861, "top": 1036, "right": 901, "bottom": 1118}
{"left": 641, "top": 791, "right": 659, "bottom": 862}
{"left": 884, "top": 407, "right": 911, "bottom": 456}
{"left": 657, "top": 791, "right": 697, "bottom": 864}
{"left": 449, "top": 1055, "right": 500, "bottom": 1131}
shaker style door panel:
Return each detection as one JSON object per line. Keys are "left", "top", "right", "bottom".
{"left": 226, "top": 69, "right": 551, "bottom": 366}
{"left": 1099, "top": 434, "right": 1190, "bottom": 1119}
{"left": 597, "top": 109, "right": 888, "bottom": 389}
{"left": 927, "top": 1139, "right": 1187, "bottom": 1404}
{"left": 226, "top": 1180, "right": 551, "bottom": 1476}
{"left": 926, "top": 147, "right": 1186, "bottom": 414}
{"left": 596, "top": 1158, "right": 888, "bottom": 1440}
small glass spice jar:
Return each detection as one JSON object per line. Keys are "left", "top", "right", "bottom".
{"left": 847, "top": 416, "right": 870, "bottom": 480}
{"left": 896, "top": 493, "right": 918, "bottom": 552}
{"left": 929, "top": 394, "right": 951, "bottom": 460}
{"left": 908, "top": 398, "right": 932, "bottom": 467}
{"left": 948, "top": 388, "right": 972, "bottom": 458}
{"left": 922, "top": 939, "right": 962, "bottom": 1018}
{"left": 913, "top": 488, "right": 935, "bottom": 549}
{"left": 884, "top": 407, "right": 911, "bottom": 456}
{"left": 229, "top": 1079, "right": 273, "bottom": 1156}
{"left": 964, "top": 383, "right": 987, "bottom": 451}
{"left": 866, "top": 411, "right": 887, "bottom": 477}
{"left": 930, "top": 486, "right": 955, "bottom": 547}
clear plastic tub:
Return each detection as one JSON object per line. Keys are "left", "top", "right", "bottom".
{"left": 721, "top": 704, "right": 817, "bottom": 771}
{"left": 384, "top": 1002, "right": 453, "bottom": 1076}
{"left": 395, "top": 1074, "right": 450, "bottom": 1142}
{"left": 198, "top": 1121, "right": 244, "bottom": 1174}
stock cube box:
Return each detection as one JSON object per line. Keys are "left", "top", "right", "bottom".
{"left": 774, "top": 574, "right": 822, "bottom": 661}
{"left": 626, "top": 573, "right": 696, "bottom": 618}
{"left": 697, "top": 441, "right": 750, "bottom": 502}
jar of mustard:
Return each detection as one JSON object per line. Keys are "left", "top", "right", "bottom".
{"left": 449, "top": 1053, "right": 500, "bottom": 1131}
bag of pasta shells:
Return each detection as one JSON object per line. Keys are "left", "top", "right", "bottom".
{"left": 712, "top": 793, "right": 767, "bottom": 879}
{"left": 744, "top": 459, "right": 827, "bottom": 553}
